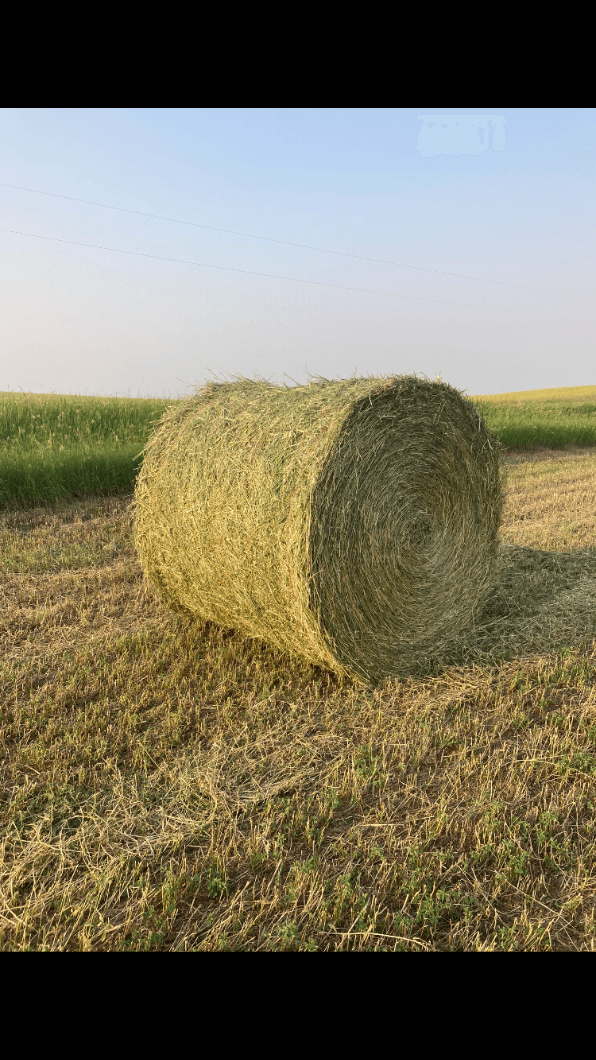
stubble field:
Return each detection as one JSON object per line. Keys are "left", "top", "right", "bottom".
{"left": 1, "top": 388, "right": 596, "bottom": 950}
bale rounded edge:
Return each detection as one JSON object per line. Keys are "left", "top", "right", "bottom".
{"left": 133, "top": 374, "right": 505, "bottom": 687}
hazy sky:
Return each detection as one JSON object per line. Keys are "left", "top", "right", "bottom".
{"left": 1, "top": 108, "right": 594, "bottom": 399}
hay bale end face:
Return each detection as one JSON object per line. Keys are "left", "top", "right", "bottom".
{"left": 133, "top": 375, "right": 505, "bottom": 686}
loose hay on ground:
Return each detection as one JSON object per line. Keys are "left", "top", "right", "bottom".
{"left": 132, "top": 374, "right": 505, "bottom": 686}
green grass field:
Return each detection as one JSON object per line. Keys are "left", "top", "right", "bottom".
{"left": 470, "top": 385, "right": 596, "bottom": 453}
{"left": 1, "top": 384, "right": 595, "bottom": 509}
{"left": 0, "top": 392, "right": 170, "bottom": 508}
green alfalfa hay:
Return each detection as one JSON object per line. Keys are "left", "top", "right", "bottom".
{"left": 132, "top": 373, "right": 505, "bottom": 687}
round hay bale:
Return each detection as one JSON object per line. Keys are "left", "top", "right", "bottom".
{"left": 133, "top": 374, "right": 505, "bottom": 686}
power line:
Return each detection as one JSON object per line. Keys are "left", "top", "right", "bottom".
{"left": 1, "top": 227, "right": 592, "bottom": 322}
{"left": 1, "top": 180, "right": 594, "bottom": 302}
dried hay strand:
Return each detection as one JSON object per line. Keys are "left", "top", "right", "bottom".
{"left": 132, "top": 374, "right": 505, "bottom": 687}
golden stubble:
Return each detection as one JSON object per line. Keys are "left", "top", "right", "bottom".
{"left": 1, "top": 446, "right": 595, "bottom": 951}
{"left": 499, "top": 446, "right": 596, "bottom": 552}
{"left": 0, "top": 496, "right": 163, "bottom": 663}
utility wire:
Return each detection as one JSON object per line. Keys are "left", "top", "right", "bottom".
{"left": 1, "top": 180, "right": 594, "bottom": 302}
{"left": 1, "top": 227, "right": 592, "bottom": 322}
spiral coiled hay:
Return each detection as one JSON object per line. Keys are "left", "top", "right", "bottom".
{"left": 133, "top": 375, "right": 505, "bottom": 686}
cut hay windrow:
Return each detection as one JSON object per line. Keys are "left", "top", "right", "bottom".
{"left": 133, "top": 375, "right": 505, "bottom": 686}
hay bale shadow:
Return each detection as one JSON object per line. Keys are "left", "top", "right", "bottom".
{"left": 426, "top": 542, "right": 596, "bottom": 676}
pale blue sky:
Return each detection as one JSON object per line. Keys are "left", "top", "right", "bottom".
{"left": 1, "top": 108, "right": 594, "bottom": 399}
